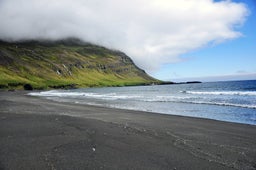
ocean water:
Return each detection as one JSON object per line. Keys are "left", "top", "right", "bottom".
{"left": 29, "top": 80, "right": 256, "bottom": 125}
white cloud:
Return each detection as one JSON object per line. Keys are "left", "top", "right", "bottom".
{"left": 0, "top": 0, "right": 248, "bottom": 72}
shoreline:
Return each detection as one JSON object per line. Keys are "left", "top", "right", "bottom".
{"left": 9, "top": 90, "right": 256, "bottom": 126}
{"left": 28, "top": 89, "right": 256, "bottom": 126}
{"left": 1, "top": 91, "right": 256, "bottom": 169}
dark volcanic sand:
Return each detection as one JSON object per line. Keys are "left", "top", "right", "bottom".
{"left": 0, "top": 91, "right": 256, "bottom": 170}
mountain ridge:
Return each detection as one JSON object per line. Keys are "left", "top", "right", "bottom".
{"left": 0, "top": 38, "right": 161, "bottom": 90}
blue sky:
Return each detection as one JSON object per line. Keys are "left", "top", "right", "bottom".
{"left": 152, "top": 0, "right": 256, "bottom": 82}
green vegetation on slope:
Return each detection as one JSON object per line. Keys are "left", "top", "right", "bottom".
{"left": 0, "top": 39, "right": 161, "bottom": 90}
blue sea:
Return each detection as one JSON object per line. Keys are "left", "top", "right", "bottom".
{"left": 29, "top": 80, "right": 256, "bottom": 125}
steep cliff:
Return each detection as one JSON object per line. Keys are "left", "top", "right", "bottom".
{"left": 0, "top": 39, "right": 160, "bottom": 89}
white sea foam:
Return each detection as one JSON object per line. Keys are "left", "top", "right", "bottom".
{"left": 28, "top": 90, "right": 256, "bottom": 109}
{"left": 185, "top": 101, "right": 256, "bottom": 109}
{"left": 29, "top": 90, "right": 84, "bottom": 97}
{"left": 140, "top": 96, "right": 204, "bottom": 102}
{"left": 142, "top": 96, "right": 256, "bottom": 109}
{"left": 182, "top": 91, "right": 256, "bottom": 96}
{"left": 29, "top": 91, "right": 140, "bottom": 100}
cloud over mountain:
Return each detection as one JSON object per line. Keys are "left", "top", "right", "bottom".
{"left": 0, "top": 0, "right": 248, "bottom": 72}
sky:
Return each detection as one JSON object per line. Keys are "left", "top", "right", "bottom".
{"left": 0, "top": 0, "right": 255, "bottom": 82}
{"left": 154, "top": 0, "right": 256, "bottom": 82}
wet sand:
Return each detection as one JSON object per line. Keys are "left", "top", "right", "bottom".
{"left": 0, "top": 91, "right": 256, "bottom": 170}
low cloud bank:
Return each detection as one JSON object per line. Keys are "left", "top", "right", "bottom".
{"left": 0, "top": 0, "right": 248, "bottom": 72}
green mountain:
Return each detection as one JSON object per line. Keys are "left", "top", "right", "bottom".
{"left": 0, "top": 39, "right": 161, "bottom": 90}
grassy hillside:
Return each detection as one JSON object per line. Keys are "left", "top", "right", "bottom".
{"left": 0, "top": 39, "right": 161, "bottom": 90}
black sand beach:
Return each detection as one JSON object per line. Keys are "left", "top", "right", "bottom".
{"left": 0, "top": 91, "right": 256, "bottom": 170}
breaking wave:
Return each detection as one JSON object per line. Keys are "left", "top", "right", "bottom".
{"left": 176, "top": 101, "right": 256, "bottom": 109}
{"left": 29, "top": 91, "right": 256, "bottom": 109}
{"left": 28, "top": 91, "right": 140, "bottom": 100}
{"left": 181, "top": 91, "right": 256, "bottom": 96}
